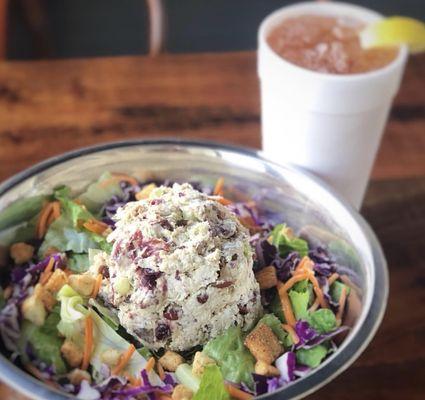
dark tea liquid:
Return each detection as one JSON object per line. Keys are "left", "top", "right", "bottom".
{"left": 267, "top": 15, "right": 398, "bottom": 74}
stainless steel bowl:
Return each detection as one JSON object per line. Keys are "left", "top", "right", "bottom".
{"left": 0, "top": 140, "right": 388, "bottom": 400}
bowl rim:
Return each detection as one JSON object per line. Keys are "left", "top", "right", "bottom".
{"left": 0, "top": 139, "right": 388, "bottom": 400}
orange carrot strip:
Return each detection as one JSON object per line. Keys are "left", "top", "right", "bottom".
{"left": 81, "top": 315, "right": 94, "bottom": 370}
{"left": 39, "top": 257, "right": 55, "bottom": 285}
{"left": 282, "top": 324, "right": 300, "bottom": 345}
{"left": 91, "top": 274, "right": 103, "bottom": 298}
{"left": 125, "top": 373, "right": 141, "bottom": 387}
{"left": 282, "top": 272, "right": 311, "bottom": 292}
{"left": 308, "top": 297, "right": 320, "bottom": 313}
{"left": 308, "top": 273, "right": 328, "bottom": 309}
{"left": 36, "top": 202, "right": 54, "bottom": 239}
{"left": 328, "top": 273, "right": 340, "bottom": 286}
{"left": 83, "top": 219, "right": 109, "bottom": 235}
{"left": 145, "top": 356, "right": 155, "bottom": 373}
{"left": 157, "top": 361, "right": 166, "bottom": 381}
{"left": 112, "top": 344, "right": 136, "bottom": 376}
{"left": 225, "top": 384, "right": 253, "bottom": 400}
{"left": 336, "top": 286, "right": 347, "bottom": 325}
{"left": 24, "top": 364, "right": 61, "bottom": 389}
{"left": 213, "top": 177, "right": 225, "bottom": 196}
{"left": 294, "top": 256, "right": 314, "bottom": 274}
{"left": 52, "top": 201, "right": 61, "bottom": 220}
{"left": 216, "top": 197, "right": 233, "bottom": 206}
{"left": 277, "top": 281, "right": 296, "bottom": 327}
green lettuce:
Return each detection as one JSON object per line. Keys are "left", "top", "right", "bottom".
{"left": 296, "top": 345, "right": 328, "bottom": 368}
{"left": 18, "top": 307, "right": 66, "bottom": 374}
{"left": 0, "top": 195, "right": 46, "bottom": 231}
{"left": 288, "top": 289, "right": 310, "bottom": 320}
{"left": 269, "top": 290, "right": 285, "bottom": 322}
{"left": 175, "top": 364, "right": 201, "bottom": 393}
{"left": 78, "top": 172, "right": 123, "bottom": 215}
{"left": 203, "top": 326, "right": 255, "bottom": 387}
{"left": 308, "top": 309, "right": 337, "bottom": 334}
{"left": 89, "top": 298, "right": 119, "bottom": 330}
{"left": 68, "top": 253, "right": 90, "bottom": 273}
{"left": 193, "top": 365, "right": 230, "bottom": 400}
{"left": 270, "top": 224, "right": 308, "bottom": 257}
{"left": 330, "top": 281, "right": 351, "bottom": 303}
{"left": 256, "top": 314, "right": 288, "bottom": 343}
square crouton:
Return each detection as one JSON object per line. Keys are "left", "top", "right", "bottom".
{"left": 244, "top": 323, "right": 283, "bottom": 364}
{"left": 255, "top": 266, "right": 278, "bottom": 289}
{"left": 44, "top": 269, "right": 68, "bottom": 293}
{"left": 159, "top": 350, "right": 184, "bottom": 372}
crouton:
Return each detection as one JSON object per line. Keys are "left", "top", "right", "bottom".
{"left": 255, "top": 266, "right": 278, "bottom": 289}
{"left": 68, "top": 274, "right": 96, "bottom": 297}
{"left": 254, "top": 360, "right": 281, "bottom": 377}
{"left": 244, "top": 324, "right": 283, "bottom": 364}
{"left": 192, "top": 352, "right": 216, "bottom": 377}
{"left": 21, "top": 293, "right": 46, "bottom": 326}
{"left": 44, "top": 269, "right": 68, "bottom": 293}
{"left": 10, "top": 243, "right": 34, "bottom": 265}
{"left": 172, "top": 384, "right": 193, "bottom": 400}
{"left": 67, "top": 368, "right": 92, "bottom": 385}
{"left": 159, "top": 350, "right": 184, "bottom": 372}
{"left": 135, "top": 183, "right": 157, "bottom": 201}
{"left": 100, "top": 348, "right": 121, "bottom": 367}
{"left": 39, "top": 286, "right": 57, "bottom": 311}
{"left": 61, "top": 340, "right": 83, "bottom": 368}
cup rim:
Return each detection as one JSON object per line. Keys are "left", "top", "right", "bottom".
{"left": 258, "top": 1, "right": 409, "bottom": 82}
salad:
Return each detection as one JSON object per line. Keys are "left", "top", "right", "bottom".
{"left": 0, "top": 172, "right": 356, "bottom": 400}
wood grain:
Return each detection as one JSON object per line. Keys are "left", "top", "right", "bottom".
{"left": 0, "top": 51, "right": 424, "bottom": 399}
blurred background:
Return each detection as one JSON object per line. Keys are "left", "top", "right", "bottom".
{"left": 2, "top": 0, "right": 425, "bottom": 60}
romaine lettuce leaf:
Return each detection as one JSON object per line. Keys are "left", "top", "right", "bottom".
{"left": 0, "top": 195, "right": 46, "bottom": 231}
{"left": 78, "top": 172, "right": 123, "bottom": 214}
{"left": 270, "top": 224, "right": 308, "bottom": 257}
{"left": 308, "top": 309, "right": 337, "bottom": 334}
{"left": 269, "top": 290, "right": 285, "bottom": 322}
{"left": 18, "top": 309, "right": 66, "bottom": 374}
{"left": 193, "top": 365, "right": 230, "bottom": 400}
{"left": 68, "top": 253, "right": 90, "bottom": 273}
{"left": 296, "top": 345, "right": 328, "bottom": 368}
{"left": 288, "top": 289, "right": 310, "bottom": 320}
{"left": 330, "top": 281, "right": 351, "bottom": 303}
{"left": 203, "top": 326, "right": 255, "bottom": 387}
{"left": 175, "top": 364, "right": 201, "bottom": 393}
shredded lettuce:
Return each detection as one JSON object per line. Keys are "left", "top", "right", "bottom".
{"left": 288, "top": 289, "right": 310, "bottom": 320}
{"left": 203, "top": 326, "right": 255, "bottom": 387}
{"left": 0, "top": 195, "right": 46, "bottom": 231}
{"left": 78, "top": 172, "right": 123, "bottom": 215}
{"left": 18, "top": 308, "right": 66, "bottom": 374}
{"left": 270, "top": 224, "right": 308, "bottom": 257}
{"left": 308, "top": 309, "right": 337, "bottom": 334}
{"left": 193, "top": 365, "right": 230, "bottom": 400}
{"left": 89, "top": 298, "right": 119, "bottom": 330}
{"left": 68, "top": 253, "right": 90, "bottom": 273}
{"left": 175, "top": 364, "right": 201, "bottom": 393}
{"left": 330, "top": 281, "right": 351, "bottom": 303}
{"left": 296, "top": 345, "right": 328, "bottom": 368}
{"left": 269, "top": 290, "right": 285, "bottom": 322}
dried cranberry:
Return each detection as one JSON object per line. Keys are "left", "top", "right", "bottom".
{"left": 238, "top": 304, "right": 249, "bottom": 315}
{"left": 137, "top": 267, "right": 162, "bottom": 290}
{"left": 213, "top": 281, "right": 234, "bottom": 289}
{"left": 163, "top": 305, "right": 180, "bottom": 320}
{"left": 155, "top": 323, "right": 171, "bottom": 341}
{"left": 176, "top": 219, "right": 187, "bottom": 227}
{"left": 175, "top": 270, "right": 181, "bottom": 280}
{"left": 197, "top": 293, "right": 209, "bottom": 304}
{"left": 99, "top": 265, "right": 109, "bottom": 278}
{"left": 159, "top": 220, "right": 173, "bottom": 231}
{"left": 231, "top": 254, "right": 238, "bottom": 261}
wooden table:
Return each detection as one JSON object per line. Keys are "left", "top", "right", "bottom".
{"left": 0, "top": 52, "right": 424, "bottom": 399}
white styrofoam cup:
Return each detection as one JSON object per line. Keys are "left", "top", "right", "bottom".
{"left": 258, "top": 1, "right": 408, "bottom": 209}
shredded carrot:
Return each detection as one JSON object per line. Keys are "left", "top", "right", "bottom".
{"left": 213, "top": 177, "right": 225, "bottom": 196}
{"left": 277, "top": 281, "right": 296, "bottom": 327}
{"left": 294, "top": 256, "right": 314, "bottom": 274}
{"left": 125, "top": 373, "right": 141, "bottom": 387}
{"left": 83, "top": 219, "right": 109, "bottom": 235}
{"left": 282, "top": 324, "right": 300, "bottom": 345}
{"left": 39, "top": 257, "right": 55, "bottom": 285}
{"left": 157, "top": 360, "right": 166, "bottom": 381}
{"left": 46, "top": 211, "right": 55, "bottom": 227}
{"left": 101, "top": 173, "right": 138, "bottom": 188}
{"left": 91, "top": 274, "right": 103, "bottom": 298}
{"left": 52, "top": 201, "right": 61, "bottom": 219}
{"left": 328, "top": 273, "right": 340, "bottom": 286}
{"left": 308, "top": 273, "right": 328, "bottom": 309}
{"left": 225, "top": 384, "right": 253, "bottom": 400}
{"left": 81, "top": 315, "right": 94, "bottom": 370}
{"left": 282, "top": 272, "right": 311, "bottom": 292}
{"left": 112, "top": 344, "right": 136, "bottom": 375}
{"left": 145, "top": 356, "right": 155, "bottom": 373}
{"left": 216, "top": 196, "right": 233, "bottom": 206}
{"left": 36, "top": 202, "right": 54, "bottom": 239}
{"left": 336, "top": 286, "right": 347, "bottom": 325}
{"left": 340, "top": 275, "right": 361, "bottom": 293}
{"left": 156, "top": 395, "right": 172, "bottom": 400}
{"left": 308, "top": 297, "right": 320, "bottom": 313}
{"left": 24, "top": 364, "right": 61, "bottom": 389}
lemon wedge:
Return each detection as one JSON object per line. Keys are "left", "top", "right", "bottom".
{"left": 360, "top": 16, "right": 425, "bottom": 53}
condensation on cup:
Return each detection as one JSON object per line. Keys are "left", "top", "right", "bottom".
{"left": 258, "top": 2, "right": 408, "bottom": 209}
